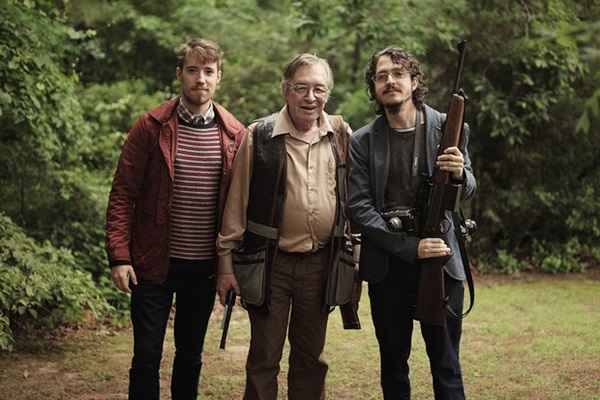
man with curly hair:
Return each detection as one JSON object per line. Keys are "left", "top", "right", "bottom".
{"left": 347, "top": 47, "right": 476, "bottom": 400}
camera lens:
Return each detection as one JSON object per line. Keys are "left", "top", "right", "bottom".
{"left": 465, "top": 219, "right": 477, "bottom": 232}
{"left": 388, "top": 217, "right": 403, "bottom": 232}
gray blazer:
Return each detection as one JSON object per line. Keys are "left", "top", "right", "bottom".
{"left": 347, "top": 104, "right": 476, "bottom": 283}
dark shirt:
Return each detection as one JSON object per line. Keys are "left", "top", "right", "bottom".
{"left": 384, "top": 125, "right": 426, "bottom": 210}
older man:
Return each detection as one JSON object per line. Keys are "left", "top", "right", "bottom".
{"left": 106, "top": 38, "right": 245, "bottom": 400}
{"left": 216, "top": 54, "right": 352, "bottom": 400}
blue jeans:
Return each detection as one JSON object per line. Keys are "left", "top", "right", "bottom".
{"left": 128, "top": 258, "right": 216, "bottom": 400}
{"left": 368, "top": 259, "right": 466, "bottom": 400}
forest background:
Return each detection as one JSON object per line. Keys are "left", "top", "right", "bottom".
{"left": 0, "top": 0, "right": 599, "bottom": 350}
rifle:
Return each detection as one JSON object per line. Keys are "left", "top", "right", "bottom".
{"left": 414, "top": 40, "right": 467, "bottom": 327}
{"left": 219, "top": 288, "right": 236, "bottom": 350}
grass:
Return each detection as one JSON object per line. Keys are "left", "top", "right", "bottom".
{"left": 1, "top": 273, "right": 598, "bottom": 399}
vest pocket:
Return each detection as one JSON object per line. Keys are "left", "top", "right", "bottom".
{"left": 232, "top": 249, "right": 267, "bottom": 306}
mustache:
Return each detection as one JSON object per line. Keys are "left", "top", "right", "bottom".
{"left": 383, "top": 85, "right": 400, "bottom": 94}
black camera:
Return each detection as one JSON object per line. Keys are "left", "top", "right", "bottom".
{"left": 381, "top": 207, "right": 417, "bottom": 233}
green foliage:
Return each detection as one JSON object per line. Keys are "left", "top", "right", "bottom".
{"left": 63, "top": 0, "right": 180, "bottom": 87}
{"left": 533, "top": 239, "right": 586, "bottom": 274}
{"left": 494, "top": 249, "right": 528, "bottom": 275}
{"left": 1, "top": 0, "right": 599, "bottom": 318}
{"left": 459, "top": 0, "right": 600, "bottom": 267}
{"left": 77, "top": 79, "right": 168, "bottom": 171}
{"left": 0, "top": 1, "right": 101, "bottom": 271}
{"left": 0, "top": 213, "right": 111, "bottom": 351}
{"left": 0, "top": 1, "right": 90, "bottom": 163}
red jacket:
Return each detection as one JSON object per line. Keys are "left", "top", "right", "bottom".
{"left": 105, "top": 98, "right": 246, "bottom": 282}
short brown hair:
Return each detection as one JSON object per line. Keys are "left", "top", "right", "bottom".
{"left": 281, "top": 53, "right": 334, "bottom": 95}
{"left": 365, "top": 47, "right": 428, "bottom": 113}
{"left": 177, "top": 38, "right": 223, "bottom": 71}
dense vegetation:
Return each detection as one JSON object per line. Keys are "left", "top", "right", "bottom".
{"left": 1, "top": 0, "right": 598, "bottom": 349}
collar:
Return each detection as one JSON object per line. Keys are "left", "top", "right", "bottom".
{"left": 177, "top": 98, "right": 215, "bottom": 126}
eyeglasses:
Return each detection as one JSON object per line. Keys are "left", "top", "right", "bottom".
{"left": 287, "top": 83, "right": 329, "bottom": 98}
{"left": 372, "top": 69, "right": 410, "bottom": 83}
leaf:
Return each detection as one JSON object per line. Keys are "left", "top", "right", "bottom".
{"left": 576, "top": 111, "right": 590, "bottom": 133}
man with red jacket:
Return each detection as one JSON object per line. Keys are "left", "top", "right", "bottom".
{"left": 106, "top": 38, "right": 245, "bottom": 400}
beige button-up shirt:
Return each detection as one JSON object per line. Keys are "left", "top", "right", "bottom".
{"left": 217, "top": 107, "right": 343, "bottom": 265}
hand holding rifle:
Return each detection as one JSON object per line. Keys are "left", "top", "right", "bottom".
{"left": 414, "top": 40, "right": 468, "bottom": 326}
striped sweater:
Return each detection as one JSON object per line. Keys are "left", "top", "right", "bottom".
{"left": 169, "top": 119, "right": 222, "bottom": 260}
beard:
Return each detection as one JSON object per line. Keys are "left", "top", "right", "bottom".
{"left": 382, "top": 96, "right": 412, "bottom": 114}
{"left": 384, "top": 102, "right": 403, "bottom": 114}
{"left": 378, "top": 86, "right": 413, "bottom": 114}
{"left": 182, "top": 87, "right": 211, "bottom": 108}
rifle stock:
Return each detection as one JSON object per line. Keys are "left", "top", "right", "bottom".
{"left": 414, "top": 42, "right": 467, "bottom": 327}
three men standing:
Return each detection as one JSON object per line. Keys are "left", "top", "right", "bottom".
{"left": 216, "top": 54, "right": 352, "bottom": 400}
{"left": 347, "top": 47, "right": 476, "bottom": 400}
{"left": 106, "top": 38, "right": 475, "bottom": 400}
{"left": 106, "top": 38, "right": 245, "bottom": 399}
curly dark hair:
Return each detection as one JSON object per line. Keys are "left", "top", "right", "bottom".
{"left": 365, "top": 47, "right": 428, "bottom": 114}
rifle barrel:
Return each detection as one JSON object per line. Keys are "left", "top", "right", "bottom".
{"left": 452, "top": 40, "right": 467, "bottom": 94}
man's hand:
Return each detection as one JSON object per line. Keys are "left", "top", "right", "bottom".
{"left": 417, "top": 238, "right": 452, "bottom": 259}
{"left": 217, "top": 273, "right": 240, "bottom": 306}
{"left": 111, "top": 264, "right": 138, "bottom": 293}
{"left": 436, "top": 146, "right": 464, "bottom": 179}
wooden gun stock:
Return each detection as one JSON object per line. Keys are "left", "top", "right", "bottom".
{"left": 414, "top": 42, "right": 467, "bottom": 327}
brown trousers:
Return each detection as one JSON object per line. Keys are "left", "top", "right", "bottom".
{"left": 243, "top": 249, "right": 330, "bottom": 400}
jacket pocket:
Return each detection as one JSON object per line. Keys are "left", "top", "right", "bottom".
{"left": 131, "top": 206, "right": 162, "bottom": 268}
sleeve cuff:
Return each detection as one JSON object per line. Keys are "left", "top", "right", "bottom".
{"left": 451, "top": 171, "right": 465, "bottom": 183}
{"left": 109, "top": 259, "right": 131, "bottom": 268}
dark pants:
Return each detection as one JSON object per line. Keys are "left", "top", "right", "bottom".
{"left": 368, "top": 258, "right": 465, "bottom": 400}
{"left": 244, "top": 249, "right": 329, "bottom": 400}
{"left": 129, "top": 258, "right": 216, "bottom": 400}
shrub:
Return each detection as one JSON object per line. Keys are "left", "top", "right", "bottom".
{"left": 0, "top": 213, "right": 111, "bottom": 351}
{"left": 533, "top": 239, "right": 586, "bottom": 274}
{"left": 494, "top": 249, "right": 528, "bottom": 275}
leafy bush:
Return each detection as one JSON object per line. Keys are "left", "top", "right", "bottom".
{"left": 533, "top": 239, "right": 586, "bottom": 274}
{"left": 0, "top": 214, "right": 111, "bottom": 351}
{"left": 494, "top": 249, "right": 528, "bottom": 275}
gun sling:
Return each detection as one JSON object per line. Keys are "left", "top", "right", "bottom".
{"left": 447, "top": 211, "right": 475, "bottom": 319}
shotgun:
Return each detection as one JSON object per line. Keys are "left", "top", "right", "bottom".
{"left": 414, "top": 41, "right": 467, "bottom": 326}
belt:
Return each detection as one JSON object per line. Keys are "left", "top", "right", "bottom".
{"left": 277, "top": 243, "right": 330, "bottom": 257}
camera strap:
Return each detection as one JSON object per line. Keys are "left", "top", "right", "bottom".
{"left": 412, "top": 109, "right": 424, "bottom": 178}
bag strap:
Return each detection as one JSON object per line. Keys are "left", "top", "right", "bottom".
{"left": 327, "top": 115, "right": 349, "bottom": 238}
